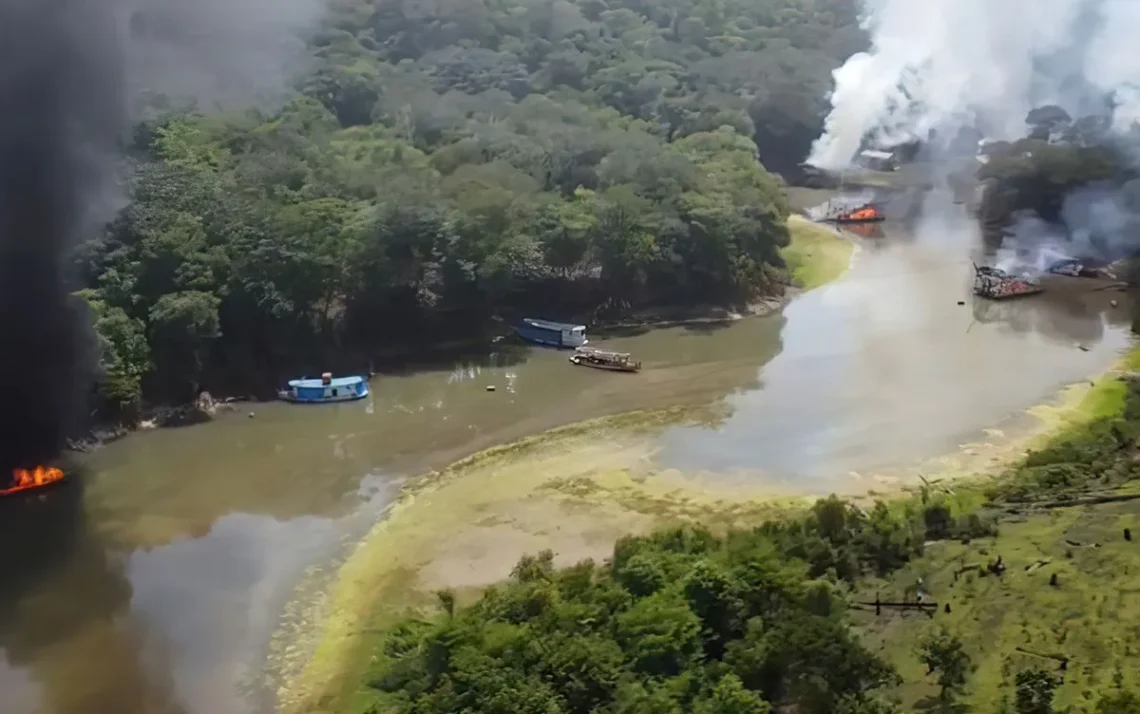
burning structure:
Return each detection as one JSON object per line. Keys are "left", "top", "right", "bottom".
{"left": 973, "top": 264, "right": 1044, "bottom": 300}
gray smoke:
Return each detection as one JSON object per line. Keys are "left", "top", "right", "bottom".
{"left": 996, "top": 183, "right": 1140, "bottom": 276}
{"left": 0, "top": 0, "right": 326, "bottom": 476}
{"left": 808, "top": 0, "right": 1140, "bottom": 171}
{"left": 123, "top": 0, "right": 327, "bottom": 115}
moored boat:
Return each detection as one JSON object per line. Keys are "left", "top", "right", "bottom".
{"left": 279, "top": 373, "right": 370, "bottom": 403}
{"left": 569, "top": 346, "right": 641, "bottom": 372}
{"left": 513, "top": 318, "right": 588, "bottom": 348}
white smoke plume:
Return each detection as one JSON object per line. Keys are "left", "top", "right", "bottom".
{"left": 995, "top": 183, "right": 1140, "bottom": 276}
{"left": 809, "top": 0, "right": 1140, "bottom": 171}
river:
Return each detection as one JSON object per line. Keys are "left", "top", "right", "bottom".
{"left": 0, "top": 216, "right": 1133, "bottom": 714}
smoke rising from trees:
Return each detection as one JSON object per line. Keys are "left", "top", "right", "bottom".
{"left": 808, "top": 0, "right": 1140, "bottom": 171}
{"left": 0, "top": 0, "right": 326, "bottom": 475}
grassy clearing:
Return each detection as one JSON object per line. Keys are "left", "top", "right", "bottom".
{"left": 781, "top": 214, "right": 854, "bottom": 291}
{"left": 853, "top": 347, "right": 1140, "bottom": 713}
{"left": 857, "top": 500, "right": 1140, "bottom": 712}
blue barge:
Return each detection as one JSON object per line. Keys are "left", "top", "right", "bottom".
{"left": 513, "top": 318, "right": 588, "bottom": 348}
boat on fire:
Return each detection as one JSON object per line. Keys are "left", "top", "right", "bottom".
{"left": 278, "top": 373, "right": 370, "bottom": 404}
{"left": 569, "top": 346, "right": 642, "bottom": 372}
{"left": 0, "top": 465, "right": 66, "bottom": 498}
{"left": 816, "top": 199, "right": 885, "bottom": 224}
{"left": 972, "top": 264, "right": 1043, "bottom": 300}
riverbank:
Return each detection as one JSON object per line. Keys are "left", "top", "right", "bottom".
{"left": 855, "top": 348, "right": 1140, "bottom": 711}
{"left": 273, "top": 215, "right": 858, "bottom": 714}
{"left": 273, "top": 223, "right": 1133, "bottom": 714}
{"left": 71, "top": 212, "right": 853, "bottom": 454}
{"left": 781, "top": 214, "right": 856, "bottom": 291}
{"left": 589, "top": 213, "right": 853, "bottom": 331}
{"left": 282, "top": 340, "right": 1140, "bottom": 714}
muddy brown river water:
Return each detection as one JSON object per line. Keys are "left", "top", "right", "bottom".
{"left": 0, "top": 216, "right": 1133, "bottom": 714}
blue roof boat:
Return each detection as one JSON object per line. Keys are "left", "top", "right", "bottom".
{"left": 279, "top": 373, "right": 370, "bottom": 404}
{"left": 513, "top": 318, "right": 588, "bottom": 349}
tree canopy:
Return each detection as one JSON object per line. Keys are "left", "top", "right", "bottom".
{"left": 370, "top": 500, "right": 922, "bottom": 714}
{"left": 73, "top": 0, "right": 867, "bottom": 412}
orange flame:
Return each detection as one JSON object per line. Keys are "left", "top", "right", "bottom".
{"left": 0, "top": 465, "right": 65, "bottom": 497}
{"left": 840, "top": 206, "right": 882, "bottom": 222}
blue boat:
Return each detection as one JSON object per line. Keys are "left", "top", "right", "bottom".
{"left": 513, "top": 318, "right": 588, "bottom": 348}
{"left": 279, "top": 373, "right": 370, "bottom": 404}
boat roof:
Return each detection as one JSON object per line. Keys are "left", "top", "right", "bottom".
{"left": 860, "top": 149, "right": 894, "bottom": 160}
{"left": 578, "top": 347, "right": 630, "bottom": 358}
{"left": 524, "top": 318, "right": 585, "bottom": 331}
{"left": 288, "top": 375, "right": 364, "bottom": 388}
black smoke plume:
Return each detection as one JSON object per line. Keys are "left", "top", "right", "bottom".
{"left": 0, "top": 0, "right": 123, "bottom": 476}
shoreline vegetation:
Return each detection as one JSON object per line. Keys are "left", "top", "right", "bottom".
{"left": 74, "top": 0, "right": 872, "bottom": 432}
{"left": 274, "top": 224, "right": 856, "bottom": 714}
{"left": 275, "top": 245, "right": 1131, "bottom": 714}
{"left": 69, "top": 205, "right": 853, "bottom": 451}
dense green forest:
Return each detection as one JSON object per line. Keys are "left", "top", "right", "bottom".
{"left": 354, "top": 374, "right": 1140, "bottom": 714}
{"left": 73, "top": 0, "right": 865, "bottom": 416}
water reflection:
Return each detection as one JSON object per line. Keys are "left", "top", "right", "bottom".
{"left": 0, "top": 477, "right": 185, "bottom": 714}
{"left": 656, "top": 229, "right": 1134, "bottom": 483}
{"left": 842, "top": 223, "right": 887, "bottom": 241}
{"left": 0, "top": 470, "right": 400, "bottom": 714}
{"left": 969, "top": 282, "right": 1127, "bottom": 346}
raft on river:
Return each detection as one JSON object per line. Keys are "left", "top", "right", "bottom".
{"left": 278, "top": 373, "right": 370, "bottom": 403}
{"left": 569, "top": 346, "right": 642, "bottom": 372}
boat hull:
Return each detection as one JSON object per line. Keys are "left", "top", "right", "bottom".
{"left": 279, "top": 387, "right": 370, "bottom": 404}
{"left": 513, "top": 324, "right": 588, "bottom": 349}
{"left": 569, "top": 355, "right": 639, "bottom": 372}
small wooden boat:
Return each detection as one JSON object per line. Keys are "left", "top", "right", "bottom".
{"left": 569, "top": 347, "right": 641, "bottom": 372}
{"left": 279, "top": 373, "right": 370, "bottom": 403}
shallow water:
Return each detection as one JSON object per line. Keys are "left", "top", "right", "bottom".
{"left": 0, "top": 218, "right": 1132, "bottom": 714}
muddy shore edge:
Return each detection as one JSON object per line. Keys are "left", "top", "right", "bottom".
{"left": 268, "top": 218, "right": 862, "bottom": 714}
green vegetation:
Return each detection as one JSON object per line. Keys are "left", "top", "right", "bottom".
{"left": 342, "top": 365, "right": 1140, "bottom": 714}
{"left": 364, "top": 499, "right": 921, "bottom": 714}
{"left": 781, "top": 215, "right": 852, "bottom": 290}
{"left": 74, "top": 0, "right": 866, "bottom": 416}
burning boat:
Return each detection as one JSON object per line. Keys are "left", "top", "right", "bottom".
{"left": 835, "top": 204, "right": 885, "bottom": 224}
{"left": 1047, "top": 258, "right": 1116, "bottom": 280}
{"left": 972, "top": 264, "right": 1043, "bottom": 300}
{"left": 0, "top": 465, "right": 66, "bottom": 498}
{"left": 816, "top": 200, "right": 885, "bottom": 224}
